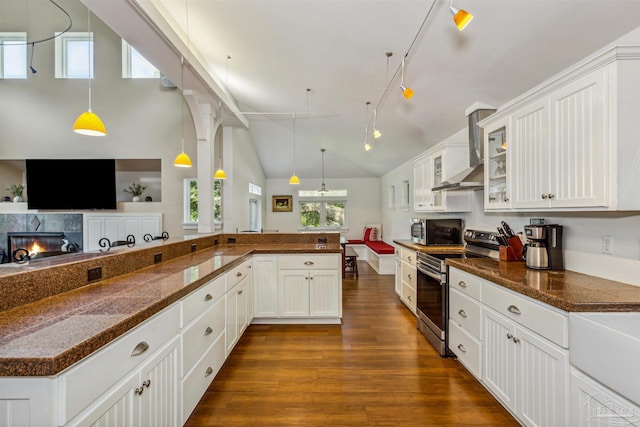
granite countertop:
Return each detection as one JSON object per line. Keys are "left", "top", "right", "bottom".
{"left": 0, "top": 242, "right": 341, "bottom": 377}
{"left": 393, "top": 239, "right": 466, "bottom": 254}
{"left": 446, "top": 258, "right": 640, "bottom": 313}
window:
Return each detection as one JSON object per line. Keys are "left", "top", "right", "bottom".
{"left": 184, "top": 178, "right": 223, "bottom": 229}
{"left": 121, "top": 40, "right": 160, "bottom": 78}
{"left": 55, "top": 32, "right": 93, "bottom": 78}
{"left": 0, "top": 33, "right": 27, "bottom": 79}
{"left": 298, "top": 189, "right": 347, "bottom": 229}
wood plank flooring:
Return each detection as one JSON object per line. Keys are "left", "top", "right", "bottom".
{"left": 185, "top": 261, "right": 519, "bottom": 426}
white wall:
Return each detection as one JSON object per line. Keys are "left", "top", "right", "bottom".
{"left": 266, "top": 177, "right": 381, "bottom": 241}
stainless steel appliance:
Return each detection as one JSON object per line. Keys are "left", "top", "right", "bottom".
{"left": 523, "top": 224, "right": 564, "bottom": 270}
{"left": 410, "top": 218, "right": 463, "bottom": 246}
{"left": 416, "top": 229, "right": 500, "bottom": 356}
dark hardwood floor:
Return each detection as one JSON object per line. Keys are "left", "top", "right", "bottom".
{"left": 185, "top": 261, "right": 519, "bottom": 426}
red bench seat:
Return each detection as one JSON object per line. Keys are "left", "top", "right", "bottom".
{"left": 365, "top": 241, "right": 395, "bottom": 255}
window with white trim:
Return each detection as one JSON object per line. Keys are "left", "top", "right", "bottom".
{"left": 0, "top": 33, "right": 27, "bottom": 79}
{"left": 55, "top": 32, "right": 92, "bottom": 79}
{"left": 298, "top": 189, "right": 347, "bottom": 229}
{"left": 184, "top": 178, "right": 223, "bottom": 229}
{"left": 121, "top": 40, "right": 160, "bottom": 78}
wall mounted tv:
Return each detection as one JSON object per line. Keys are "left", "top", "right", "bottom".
{"left": 26, "top": 159, "right": 117, "bottom": 210}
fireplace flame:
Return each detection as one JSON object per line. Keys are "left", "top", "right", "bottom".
{"left": 29, "top": 242, "right": 44, "bottom": 255}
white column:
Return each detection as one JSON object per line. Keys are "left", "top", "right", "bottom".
{"left": 222, "top": 127, "right": 235, "bottom": 233}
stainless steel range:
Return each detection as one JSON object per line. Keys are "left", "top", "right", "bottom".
{"left": 416, "top": 229, "right": 500, "bottom": 356}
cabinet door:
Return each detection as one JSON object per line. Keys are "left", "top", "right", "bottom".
{"left": 253, "top": 256, "right": 279, "bottom": 317}
{"left": 484, "top": 117, "right": 511, "bottom": 209}
{"left": 309, "top": 269, "right": 340, "bottom": 317}
{"left": 483, "top": 308, "right": 517, "bottom": 411}
{"left": 516, "top": 325, "right": 569, "bottom": 427}
{"left": 225, "top": 288, "right": 238, "bottom": 355}
{"left": 395, "top": 258, "right": 402, "bottom": 296}
{"left": 429, "top": 151, "right": 443, "bottom": 210}
{"left": 278, "top": 270, "right": 310, "bottom": 317}
{"left": 139, "top": 336, "right": 180, "bottom": 427}
{"left": 549, "top": 69, "right": 608, "bottom": 208}
{"left": 413, "top": 159, "right": 427, "bottom": 211}
{"left": 512, "top": 98, "right": 551, "bottom": 209}
{"left": 236, "top": 278, "right": 248, "bottom": 334}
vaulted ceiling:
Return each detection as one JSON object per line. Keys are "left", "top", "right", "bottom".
{"left": 92, "top": 0, "right": 640, "bottom": 180}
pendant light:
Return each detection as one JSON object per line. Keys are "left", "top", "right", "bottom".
{"left": 73, "top": 2, "right": 106, "bottom": 136}
{"left": 318, "top": 148, "right": 329, "bottom": 193}
{"left": 214, "top": 55, "right": 231, "bottom": 178}
{"left": 400, "top": 57, "right": 414, "bottom": 100}
{"left": 363, "top": 101, "right": 372, "bottom": 151}
{"left": 173, "top": 56, "right": 192, "bottom": 167}
{"left": 289, "top": 113, "right": 300, "bottom": 185}
{"left": 449, "top": 0, "right": 473, "bottom": 31}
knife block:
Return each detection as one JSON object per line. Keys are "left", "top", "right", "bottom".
{"left": 499, "top": 237, "right": 524, "bottom": 261}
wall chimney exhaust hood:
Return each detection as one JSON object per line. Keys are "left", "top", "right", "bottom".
{"left": 432, "top": 104, "right": 496, "bottom": 191}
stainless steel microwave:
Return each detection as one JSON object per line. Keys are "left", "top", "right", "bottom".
{"left": 410, "top": 218, "right": 463, "bottom": 246}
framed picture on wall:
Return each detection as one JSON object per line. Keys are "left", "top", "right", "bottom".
{"left": 272, "top": 195, "right": 292, "bottom": 212}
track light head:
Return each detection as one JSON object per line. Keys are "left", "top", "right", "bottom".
{"left": 450, "top": 6, "right": 473, "bottom": 31}
{"left": 401, "top": 85, "right": 414, "bottom": 100}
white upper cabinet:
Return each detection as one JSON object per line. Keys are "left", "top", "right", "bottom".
{"left": 480, "top": 46, "right": 640, "bottom": 212}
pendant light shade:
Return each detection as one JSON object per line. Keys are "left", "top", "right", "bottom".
{"left": 450, "top": 3, "right": 473, "bottom": 31}
{"left": 73, "top": 109, "right": 106, "bottom": 136}
{"left": 364, "top": 142, "right": 372, "bottom": 152}
{"left": 214, "top": 168, "right": 227, "bottom": 179}
{"left": 318, "top": 148, "right": 329, "bottom": 193}
{"left": 174, "top": 140, "right": 192, "bottom": 167}
{"left": 73, "top": 4, "right": 106, "bottom": 136}
{"left": 289, "top": 174, "right": 300, "bottom": 185}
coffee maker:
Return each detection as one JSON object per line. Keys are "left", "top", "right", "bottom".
{"left": 523, "top": 224, "right": 564, "bottom": 270}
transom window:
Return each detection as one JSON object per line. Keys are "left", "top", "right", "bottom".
{"left": 121, "top": 40, "right": 160, "bottom": 78}
{"left": 0, "top": 33, "right": 27, "bottom": 79}
{"left": 55, "top": 32, "right": 93, "bottom": 79}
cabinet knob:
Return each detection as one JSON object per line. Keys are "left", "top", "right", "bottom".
{"left": 507, "top": 305, "right": 521, "bottom": 315}
{"left": 541, "top": 194, "right": 548, "bottom": 199}
{"left": 548, "top": 193, "right": 555, "bottom": 199}
{"left": 408, "top": 256, "right": 412, "bottom": 262}
{"left": 407, "top": 274, "right": 412, "bottom": 280}
{"left": 238, "top": 289, "right": 243, "bottom": 294}
{"left": 131, "top": 341, "right": 149, "bottom": 357}
{"left": 513, "top": 336, "right": 521, "bottom": 344}
{"left": 205, "top": 366, "right": 213, "bottom": 377}
{"left": 236, "top": 272, "right": 243, "bottom": 277}
{"left": 506, "top": 333, "right": 513, "bottom": 340}
{"left": 458, "top": 309, "right": 467, "bottom": 318}
{"left": 457, "top": 344, "right": 467, "bottom": 353}
{"left": 204, "top": 326, "right": 213, "bottom": 336}
{"left": 204, "top": 293, "right": 213, "bottom": 301}
{"left": 135, "top": 386, "right": 144, "bottom": 396}
{"left": 458, "top": 281, "right": 467, "bottom": 288}
{"left": 304, "top": 261, "right": 314, "bottom": 265}
{"left": 504, "top": 198, "right": 509, "bottom": 202}
{"left": 309, "top": 277, "right": 314, "bottom": 280}
{"left": 143, "top": 379, "right": 151, "bottom": 388}
{"left": 408, "top": 295, "right": 412, "bottom": 301}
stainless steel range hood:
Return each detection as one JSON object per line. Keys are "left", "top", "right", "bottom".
{"left": 432, "top": 107, "right": 496, "bottom": 191}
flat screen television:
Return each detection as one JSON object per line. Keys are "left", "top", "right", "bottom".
{"left": 26, "top": 159, "right": 117, "bottom": 210}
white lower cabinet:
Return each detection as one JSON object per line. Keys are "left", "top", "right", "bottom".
{"left": 225, "top": 260, "right": 251, "bottom": 356}
{"left": 253, "top": 255, "right": 279, "bottom": 317}
{"left": 67, "top": 335, "right": 181, "bottom": 427}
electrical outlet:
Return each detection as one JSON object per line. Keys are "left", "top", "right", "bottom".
{"left": 191, "top": 244, "right": 197, "bottom": 252}
{"left": 602, "top": 235, "right": 613, "bottom": 255}
{"left": 87, "top": 266, "right": 102, "bottom": 282}
{"left": 154, "top": 253, "right": 162, "bottom": 263}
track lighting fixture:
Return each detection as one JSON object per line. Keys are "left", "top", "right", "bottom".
{"left": 73, "top": 2, "right": 106, "bottom": 136}
{"left": 449, "top": 0, "right": 473, "bottom": 31}
{"left": 372, "top": 109, "right": 382, "bottom": 139}
{"left": 289, "top": 113, "right": 300, "bottom": 185}
{"left": 363, "top": 102, "right": 372, "bottom": 151}
{"left": 400, "top": 57, "right": 414, "bottom": 100}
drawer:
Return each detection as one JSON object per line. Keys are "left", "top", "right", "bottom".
{"left": 400, "top": 248, "right": 416, "bottom": 266}
{"left": 182, "top": 297, "right": 225, "bottom": 374}
{"left": 449, "top": 288, "right": 482, "bottom": 339}
{"left": 59, "top": 304, "right": 180, "bottom": 424}
{"left": 401, "top": 282, "right": 416, "bottom": 313}
{"left": 448, "top": 267, "right": 482, "bottom": 300}
{"left": 449, "top": 320, "right": 482, "bottom": 380}
{"left": 278, "top": 254, "right": 340, "bottom": 270}
{"left": 182, "top": 334, "right": 226, "bottom": 424}
{"left": 182, "top": 275, "right": 226, "bottom": 326}
{"left": 227, "top": 259, "right": 252, "bottom": 287}
{"left": 482, "top": 281, "right": 568, "bottom": 348}
{"left": 401, "top": 262, "right": 417, "bottom": 288}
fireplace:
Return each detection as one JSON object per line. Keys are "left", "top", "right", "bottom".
{"left": 6, "top": 232, "right": 79, "bottom": 264}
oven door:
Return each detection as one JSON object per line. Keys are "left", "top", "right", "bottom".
{"left": 416, "top": 262, "right": 446, "bottom": 340}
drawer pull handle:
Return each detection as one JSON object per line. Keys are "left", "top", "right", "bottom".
{"left": 458, "top": 309, "right": 467, "bottom": 318}
{"left": 457, "top": 344, "right": 467, "bottom": 353}
{"left": 236, "top": 272, "right": 243, "bottom": 277}
{"left": 507, "top": 305, "right": 521, "bottom": 315}
{"left": 205, "top": 366, "right": 214, "bottom": 377}
{"left": 238, "top": 289, "right": 243, "bottom": 295}
{"left": 458, "top": 281, "right": 467, "bottom": 288}
{"left": 131, "top": 341, "right": 149, "bottom": 357}
{"left": 204, "top": 326, "right": 213, "bottom": 336}
{"left": 204, "top": 293, "right": 213, "bottom": 301}
{"left": 304, "top": 261, "right": 315, "bottom": 265}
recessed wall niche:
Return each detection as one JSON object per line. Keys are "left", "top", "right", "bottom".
{"left": 0, "top": 159, "right": 162, "bottom": 205}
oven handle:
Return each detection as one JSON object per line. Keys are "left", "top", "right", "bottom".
{"left": 416, "top": 264, "right": 443, "bottom": 282}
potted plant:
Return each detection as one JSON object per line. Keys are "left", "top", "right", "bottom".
{"left": 123, "top": 183, "right": 147, "bottom": 202}
{"left": 7, "top": 184, "right": 25, "bottom": 203}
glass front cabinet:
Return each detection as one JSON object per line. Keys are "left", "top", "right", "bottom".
{"left": 483, "top": 116, "right": 511, "bottom": 209}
